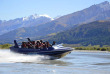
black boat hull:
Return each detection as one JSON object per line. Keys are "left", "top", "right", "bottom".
{"left": 10, "top": 46, "right": 73, "bottom": 59}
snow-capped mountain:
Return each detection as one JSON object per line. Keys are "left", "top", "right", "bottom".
{"left": 23, "top": 14, "right": 54, "bottom": 21}
{"left": 0, "top": 14, "right": 54, "bottom": 35}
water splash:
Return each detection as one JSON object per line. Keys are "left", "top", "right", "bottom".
{"left": 53, "top": 43, "right": 73, "bottom": 50}
{"left": 0, "top": 50, "right": 49, "bottom": 63}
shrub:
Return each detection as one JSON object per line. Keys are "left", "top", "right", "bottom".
{"left": 0, "top": 44, "right": 12, "bottom": 49}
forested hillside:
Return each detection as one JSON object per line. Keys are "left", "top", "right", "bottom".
{"left": 48, "top": 21, "right": 110, "bottom": 46}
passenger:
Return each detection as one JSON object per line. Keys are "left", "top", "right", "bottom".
{"left": 14, "top": 40, "right": 19, "bottom": 48}
{"left": 46, "top": 41, "right": 52, "bottom": 48}
{"left": 22, "top": 42, "right": 27, "bottom": 48}
{"left": 46, "top": 41, "right": 54, "bottom": 50}
{"left": 31, "top": 41, "right": 36, "bottom": 49}
{"left": 52, "top": 41, "right": 56, "bottom": 46}
{"left": 27, "top": 38, "right": 31, "bottom": 42}
{"left": 39, "top": 40, "right": 43, "bottom": 49}
{"left": 28, "top": 42, "right": 35, "bottom": 48}
{"left": 28, "top": 42, "right": 32, "bottom": 48}
{"left": 31, "top": 41, "right": 35, "bottom": 45}
{"left": 43, "top": 42, "right": 47, "bottom": 49}
{"left": 35, "top": 41, "right": 40, "bottom": 49}
{"left": 40, "top": 40, "right": 43, "bottom": 44}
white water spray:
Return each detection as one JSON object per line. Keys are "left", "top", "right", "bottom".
{"left": 0, "top": 50, "right": 49, "bottom": 63}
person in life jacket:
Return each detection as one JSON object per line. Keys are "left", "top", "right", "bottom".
{"left": 22, "top": 42, "right": 27, "bottom": 48}
{"left": 39, "top": 40, "right": 42, "bottom": 44}
{"left": 43, "top": 42, "right": 47, "bottom": 49}
{"left": 39, "top": 40, "right": 43, "bottom": 49}
{"left": 31, "top": 41, "right": 36, "bottom": 49}
{"left": 52, "top": 41, "right": 56, "bottom": 46}
{"left": 46, "top": 41, "right": 52, "bottom": 48}
{"left": 27, "top": 42, "right": 32, "bottom": 48}
{"left": 35, "top": 41, "right": 40, "bottom": 49}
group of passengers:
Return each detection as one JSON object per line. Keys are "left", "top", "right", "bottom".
{"left": 21, "top": 40, "right": 55, "bottom": 49}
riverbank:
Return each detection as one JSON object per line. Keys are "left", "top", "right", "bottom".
{"left": 64, "top": 44, "right": 110, "bottom": 52}
{"left": 0, "top": 44, "right": 12, "bottom": 49}
{"left": 73, "top": 49, "right": 110, "bottom": 53}
{"left": 74, "top": 47, "right": 110, "bottom": 52}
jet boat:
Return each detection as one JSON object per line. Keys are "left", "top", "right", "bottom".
{"left": 10, "top": 39, "right": 73, "bottom": 59}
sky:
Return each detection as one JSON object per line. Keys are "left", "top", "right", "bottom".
{"left": 0, "top": 0, "right": 110, "bottom": 20}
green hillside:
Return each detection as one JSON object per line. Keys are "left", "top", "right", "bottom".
{"left": 48, "top": 20, "right": 110, "bottom": 46}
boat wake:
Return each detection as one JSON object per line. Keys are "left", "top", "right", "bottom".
{"left": 0, "top": 50, "right": 50, "bottom": 63}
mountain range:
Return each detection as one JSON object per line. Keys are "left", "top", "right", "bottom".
{"left": 0, "top": 1, "right": 110, "bottom": 45}
{"left": 0, "top": 14, "right": 53, "bottom": 35}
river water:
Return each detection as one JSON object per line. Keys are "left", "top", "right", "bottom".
{"left": 0, "top": 49, "right": 110, "bottom": 74}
